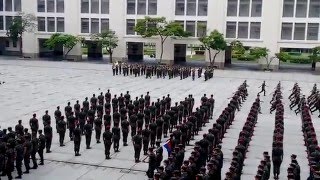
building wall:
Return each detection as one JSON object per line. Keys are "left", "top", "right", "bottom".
{"left": 0, "top": 0, "right": 318, "bottom": 65}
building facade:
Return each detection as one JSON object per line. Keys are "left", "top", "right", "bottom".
{"left": 0, "top": 0, "right": 319, "bottom": 68}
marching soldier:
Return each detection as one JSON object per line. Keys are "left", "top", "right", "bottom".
{"left": 258, "top": 81, "right": 267, "bottom": 96}
{"left": 42, "top": 110, "right": 51, "bottom": 126}
{"left": 112, "top": 123, "right": 121, "bottom": 152}
{"left": 23, "top": 135, "right": 32, "bottom": 174}
{"left": 38, "top": 130, "right": 46, "bottom": 165}
{"left": 44, "top": 124, "right": 52, "bottom": 153}
{"left": 15, "top": 138, "right": 24, "bottom": 179}
{"left": 103, "top": 126, "right": 113, "bottom": 159}
{"left": 29, "top": 113, "right": 39, "bottom": 139}
{"left": 94, "top": 116, "right": 102, "bottom": 143}
{"left": 142, "top": 124, "right": 151, "bottom": 155}
{"left": 84, "top": 121, "right": 93, "bottom": 149}
{"left": 146, "top": 147, "right": 156, "bottom": 178}
{"left": 57, "top": 116, "right": 66, "bottom": 147}
{"left": 31, "top": 134, "right": 39, "bottom": 169}
{"left": 67, "top": 112, "right": 76, "bottom": 141}
{"left": 133, "top": 130, "right": 143, "bottom": 163}
{"left": 121, "top": 119, "right": 130, "bottom": 146}
{"left": 73, "top": 124, "right": 82, "bottom": 156}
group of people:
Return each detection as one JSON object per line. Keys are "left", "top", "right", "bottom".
{"left": 255, "top": 152, "right": 271, "bottom": 180}
{"left": 112, "top": 62, "right": 215, "bottom": 81}
{"left": 289, "top": 83, "right": 306, "bottom": 115}
{"left": 308, "top": 84, "right": 320, "bottom": 118}
{"left": 225, "top": 92, "right": 260, "bottom": 179}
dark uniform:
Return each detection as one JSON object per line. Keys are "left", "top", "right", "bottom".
{"left": 142, "top": 126, "right": 151, "bottom": 155}
{"left": 42, "top": 110, "right": 51, "bottom": 127}
{"left": 38, "top": 130, "right": 46, "bottom": 165}
{"left": 73, "top": 125, "right": 82, "bottom": 156}
{"left": 147, "top": 148, "right": 157, "bottom": 178}
{"left": 112, "top": 125, "right": 121, "bottom": 152}
{"left": 121, "top": 119, "right": 130, "bottom": 146}
{"left": 23, "top": 137, "right": 32, "bottom": 174}
{"left": 103, "top": 127, "right": 113, "bottom": 159}
{"left": 94, "top": 117, "right": 102, "bottom": 143}
{"left": 132, "top": 132, "right": 143, "bottom": 163}
{"left": 84, "top": 122, "right": 92, "bottom": 149}
{"left": 15, "top": 139, "right": 24, "bottom": 179}
{"left": 67, "top": 112, "right": 76, "bottom": 141}
{"left": 57, "top": 117, "right": 67, "bottom": 146}
{"left": 29, "top": 114, "right": 39, "bottom": 139}
{"left": 44, "top": 124, "right": 52, "bottom": 153}
{"left": 31, "top": 136, "right": 39, "bottom": 169}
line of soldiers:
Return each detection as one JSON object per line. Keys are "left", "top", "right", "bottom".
{"left": 0, "top": 118, "right": 47, "bottom": 180}
{"left": 255, "top": 152, "right": 271, "bottom": 180}
{"left": 287, "top": 154, "right": 301, "bottom": 180}
{"left": 112, "top": 62, "right": 215, "bottom": 81}
{"left": 308, "top": 84, "right": 320, "bottom": 118}
{"left": 153, "top": 81, "right": 249, "bottom": 180}
{"left": 225, "top": 94, "right": 260, "bottom": 180}
{"left": 271, "top": 82, "right": 284, "bottom": 179}
{"left": 300, "top": 89, "right": 320, "bottom": 180}
{"left": 289, "top": 83, "right": 306, "bottom": 115}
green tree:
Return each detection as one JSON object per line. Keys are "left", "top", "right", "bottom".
{"left": 135, "top": 16, "right": 190, "bottom": 62}
{"left": 309, "top": 46, "right": 320, "bottom": 63}
{"left": 249, "top": 47, "right": 274, "bottom": 70}
{"left": 199, "top": 30, "right": 227, "bottom": 65}
{"left": 6, "top": 12, "right": 37, "bottom": 56}
{"left": 230, "top": 40, "right": 245, "bottom": 55}
{"left": 45, "top": 33, "right": 81, "bottom": 59}
{"left": 91, "top": 30, "right": 119, "bottom": 63}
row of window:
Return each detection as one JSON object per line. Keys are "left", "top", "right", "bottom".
{"left": 175, "top": 21, "right": 207, "bottom": 37}
{"left": 227, "top": 0, "right": 262, "bottom": 17}
{"left": 283, "top": 0, "right": 320, "bottom": 18}
{"left": 281, "top": 23, "right": 319, "bottom": 40}
{"left": 226, "top": 21, "right": 261, "bottom": 39}
{"left": 81, "top": 0, "right": 109, "bottom": 14}
{"left": 0, "top": 0, "right": 21, "bottom": 12}
{"left": 38, "top": 0, "right": 64, "bottom": 13}
{"left": 38, "top": 17, "right": 64, "bottom": 32}
{"left": 81, "top": 18, "right": 109, "bottom": 33}
{"left": 175, "top": 0, "right": 208, "bottom": 16}
{"left": 127, "top": 0, "right": 157, "bottom": 15}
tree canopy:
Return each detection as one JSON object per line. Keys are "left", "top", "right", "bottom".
{"left": 91, "top": 30, "right": 119, "bottom": 62}
{"left": 45, "top": 33, "right": 82, "bottom": 58}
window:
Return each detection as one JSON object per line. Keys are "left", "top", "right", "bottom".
{"left": 37, "top": 17, "right": 45, "bottom": 31}
{"left": 81, "top": 0, "right": 89, "bottom": 13}
{"left": 14, "top": 0, "right": 21, "bottom": 11}
{"left": 127, "top": 0, "right": 135, "bottom": 14}
{"left": 137, "top": 0, "right": 146, "bottom": 15}
{"left": 81, "top": 18, "right": 89, "bottom": 33}
{"left": 91, "top": 18, "right": 99, "bottom": 33}
{"left": 251, "top": 0, "right": 262, "bottom": 17}
{"left": 5, "top": 16, "right": 12, "bottom": 30}
{"left": 12, "top": 41, "right": 16, "bottom": 47}
{"left": 309, "top": 0, "right": 320, "bottom": 17}
{"left": 295, "top": 0, "right": 307, "bottom": 17}
{"left": 250, "top": 22, "right": 261, "bottom": 39}
{"left": 239, "top": 0, "right": 250, "bottom": 17}
{"left": 126, "top": 19, "right": 135, "bottom": 35}
{"left": 56, "top": 0, "right": 64, "bottom": 13}
{"left": 5, "top": 40, "right": 9, "bottom": 47}
{"left": 38, "top": 0, "right": 45, "bottom": 12}
{"left": 227, "top": 0, "right": 237, "bottom": 16}
{"left": 186, "top": 21, "right": 195, "bottom": 37}
{"left": 294, "top": 23, "right": 306, "bottom": 40}
{"left": 101, "top": 18, "right": 109, "bottom": 32}
{"left": 282, "top": 0, "right": 294, "bottom": 17}
{"left": 307, "top": 23, "right": 319, "bottom": 40}
{"left": 101, "top": 0, "right": 109, "bottom": 14}
{"left": 281, "top": 23, "right": 293, "bottom": 40}
{"left": 175, "top": 0, "right": 185, "bottom": 15}
{"left": 0, "top": 0, "right": 3, "bottom": 11}
{"left": 47, "top": 0, "right": 55, "bottom": 12}
{"left": 0, "top": 16, "right": 3, "bottom": 30}
{"left": 186, "top": 0, "right": 196, "bottom": 16}
{"left": 91, "top": 0, "right": 99, "bottom": 14}
{"left": 148, "top": 0, "right": 157, "bottom": 15}
{"left": 47, "top": 17, "right": 55, "bottom": 32}
{"left": 5, "top": 0, "right": 12, "bottom": 11}
{"left": 197, "top": 0, "right": 207, "bottom": 16}
{"left": 57, "top": 17, "right": 64, "bottom": 32}
{"left": 197, "top": 21, "right": 207, "bottom": 37}
{"left": 226, "top": 21, "right": 237, "bottom": 38}
{"left": 238, "top": 22, "right": 249, "bottom": 38}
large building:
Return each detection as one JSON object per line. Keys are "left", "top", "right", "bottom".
{"left": 0, "top": 0, "right": 319, "bottom": 68}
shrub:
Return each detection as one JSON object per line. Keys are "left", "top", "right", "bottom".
{"left": 238, "top": 54, "right": 256, "bottom": 61}
{"left": 276, "top": 52, "right": 290, "bottom": 62}
{"left": 289, "top": 56, "right": 312, "bottom": 64}
{"left": 288, "top": 52, "right": 302, "bottom": 56}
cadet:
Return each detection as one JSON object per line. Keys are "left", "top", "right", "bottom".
{"left": 103, "top": 126, "right": 113, "bottom": 159}
{"left": 5, "top": 140, "right": 15, "bottom": 180}
{"left": 258, "top": 81, "right": 267, "bottom": 96}
{"left": 84, "top": 121, "right": 93, "bottom": 149}
{"left": 98, "top": 92, "right": 104, "bottom": 105}
{"left": 42, "top": 110, "right": 51, "bottom": 126}
{"left": 38, "top": 130, "right": 46, "bottom": 165}
{"left": 57, "top": 116, "right": 66, "bottom": 147}
{"left": 15, "top": 120, "right": 24, "bottom": 137}
{"left": 272, "top": 142, "right": 283, "bottom": 179}
{"left": 94, "top": 117, "right": 102, "bottom": 143}
{"left": 112, "top": 123, "right": 121, "bottom": 152}
{"left": 31, "top": 134, "right": 39, "bottom": 169}
{"left": 67, "top": 112, "right": 76, "bottom": 141}
{"left": 82, "top": 97, "right": 90, "bottom": 114}
{"left": 23, "top": 135, "right": 32, "bottom": 174}
{"left": 121, "top": 119, "right": 130, "bottom": 146}
{"left": 142, "top": 124, "right": 151, "bottom": 155}
{"left": 133, "top": 130, "right": 143, "bottom": 163}
{"left": 105, "top": 89, "right": 111, "bottom": 104}
{"left": 15, "top": 138, "right": 24, "bottom": 179}
{"left": 29, "top": 113, "right": 39, "bottom": 139}
{"left": 44, "top": 124, "right": 52, "bottom": 153}
{"left": 54, "top": 106, "right": 62, "bottom": 132}
{"left": 147, "top": 147, "right": 157, "bottom": 178}
{"left": 74, "top": 100, "right": 81, "bottom": 118}
{"left": 78, "top": 108, "right": 86, "bottom": 134}
{"left": 73, "top": 124, "right": 82, "bottom": 156}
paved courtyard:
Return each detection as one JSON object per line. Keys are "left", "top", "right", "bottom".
{"left": 0, "top": 59, "right": 319, "bottom": 180}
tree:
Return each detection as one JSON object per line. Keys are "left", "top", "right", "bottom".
{"left": 309, "top": 46, "right": 320, "bottom": 63}
{"left": 199, "top": 30, "right": 227, "bottom": 65}
{"left": 6, "top": 12, "right": 37, "bottom": 57}
{"left": 91, "top": 30, "right": 118, "bottom": 63}
{"left": 135, "top": 16, "right": 190, "bottom": 62}
{"left": 45, "top": 33, "right": 81, "bottom": 59}
{"left": 249, "top": 47, "right": 274, "bottom": 70}
{"left": 230, "top": 40, "right": 245, "bottom": 55}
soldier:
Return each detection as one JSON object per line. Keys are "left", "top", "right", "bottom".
{"left": 156, "top": 117, "right": 164, "bottom": 141}
{"left": 142, "top": 124, "right": 151, "bottom": 155}
{"left": 258, "top": 81, "right": 267, "bottom": 96}
{"left": 133, "top": 130, "right": 143, "bottom": 163}
{"left": 145, "top": 92, "right": 151, "bottom": 107}
{"left": 23, "top": 135, "right": 32, "bottom": 174}
{"left": 57, "top": 116, "right": 66, "bottom": 147}
{"left": 112, "top": 95, "right": 119, "bottom": 113}
{"left": 121, "top": 118, "right": 130, "bottom": 146}
{"left": 5, "top": 140, "right": 15, "bottom": 180}
{"left": 78, "top": 108, "right": 86, "bottom": 134}
{"left": 124, "top": 91, "right": 131, "bottom": 108}
{"left": 149, "top": 122, "right": 157, "bottom": 148}
{"left": 155, "top": 141, "right": 163, "bottom": 168}
{"left": 103, "top": 126, "right": 113, "bottom": 159}
{"left": 147, "top": 147, "right": 157, "bottom": 178}
{"left": 98, "top": 92, "right": 104, "bottom": 105}
{"left": 105, "top": 89, "right": 111, "bottom": 104}
{"left": 42, "top": 110, "right": 51, "bottom": 126}
{"left": 272, "top": 142, "right": 283, "bottom": 179}
{"left": 29, "top": 113, "right": 39, "bottom": 139}
{"left": 130, "top": 113, "right": 138, "bottom": 137}
{"left": 15, "top": 138, "right": 24, "bottom": 179}
{"left": 84, "top": 121, "right": 92, "bottom": 149}
{"left": 31, "top": 134, "right": 39, "bottom": 169}
{"left": 90, "top": 94, "right": 98, "bottom": 112}
{"left": 38, "top": 130, "right": 45, "bottom": 165}
{"left": 15, "top": 120, "right": 24, "bottom": 137}
{"left": 73, "top": 124, "right": 82, "bottom": 156}
{"left": 94, "top": 116, "right": 102, "bottom": 143}
{"left": 65, "top": 102, "right": 73, "bottom": 118}
{"left": 67, "top": 112, "right": 76, "bottom": 141}
{"left": 74, "top": 100, "right": 81, "bottom": 118}
{"left": 44, "top": 124, "right": 52, "bottom": 153}
{"left": 112, "top": 123, "right": 121, "bottom": 152}
{"left": 192, "top": 68, "right": 195, "bottom": 81}
{"left": 54, "top": 106, "right": 62, "bottom": 132}
{"left": 82, "top": 97, "right": 90, "bottom": 114}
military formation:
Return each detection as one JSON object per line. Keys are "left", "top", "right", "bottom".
{"left": 112, "top": 62, "right": 214, "bottom": 81}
